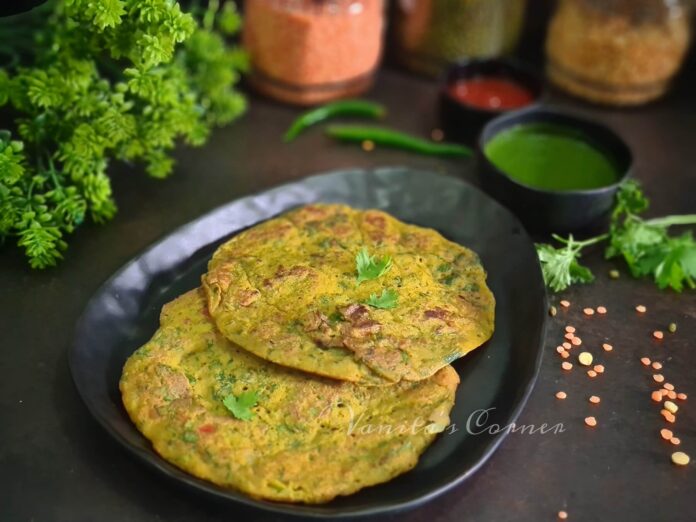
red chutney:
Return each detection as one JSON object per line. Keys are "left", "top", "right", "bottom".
{"left": 448, "top": 77, "right": 534, "bottom": 110}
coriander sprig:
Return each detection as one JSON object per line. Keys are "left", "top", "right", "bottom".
{"left": 222, "top": 390, "right": 259, "bottom": 421}
{"left": 363, "top": 288, "right": 399, "bottom": 309}
{"left": 537, "top": 181, "right": 696, "bottom": 292}
{"left": 355, "top": 247, "right": 393, "bottom": 284}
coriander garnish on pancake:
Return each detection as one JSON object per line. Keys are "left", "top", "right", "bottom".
{"left": 120, "top": 289, "right": 459, "bottom": 503}
{"left": 202, "top": 204, "right": 495, "bottom": 384}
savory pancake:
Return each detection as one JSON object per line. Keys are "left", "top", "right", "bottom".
{"left": 120, "top": 289, "right": 459, "bottom": 504}
{"left": 202, "top": 204, "right": 495, "bottom": 384}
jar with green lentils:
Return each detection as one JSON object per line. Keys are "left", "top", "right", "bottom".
{"left": 391, "top": 0, "right": 527, "bottom": 77}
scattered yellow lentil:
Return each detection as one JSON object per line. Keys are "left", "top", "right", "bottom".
{"left": 640, "top": 357, "right": 651, "bottom": 366}
{"left": 560, "top": 300, "right": 570, "bottom": 308}
{"left": 653, "top": 330, "right": 664, "bottom": 340}
{"left": 602, "top": 343, "right": 613, "bottom": 352}
{"left": 562, "top": 362, "right": 573, "bottom": 371}
{"left": 651, "top": 362, "right": 662, "bottom": 370}
{"left": 664, "top": 401, "right": 679, "bottom": 414}
{"left": 589, "top": 395, "right": 600, "bottom": 404}
{"left": 653, "top": 374, "right": 665, "bottom": 383}
{"left": 583, "top": 307, "right": 595, "bottom": 316}
{"left": 584, "top": 416, "right": 597, "bottom": 427}
{"left": 596, "top": 306, "right": 607, "bottom": 314}
{"left": 549, "top": 305, "right": 558, "bottom": 317}
{"left": 609, "top": 269, "right": 620, "bottom": 279}
{"left": 636, "top": 305, "right": 647, "bottom": 313}
{"left": 361, "top": 140, "right": 375, "bottom": 151}
{"left": 671, "top": 452, "right": 690, "bottom": 466}
{"left": 668, "top": 322, "right": 677, "bottom": 333}
{"left": 556, "top": 391, "right": 567, "bottom": 400}
{"left": 578, "top": 352, "right": 593, "bottom": 366}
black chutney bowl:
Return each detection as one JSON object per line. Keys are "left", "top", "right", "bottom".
{"left": 477, "top": 108, "right": 633, "bottom": 233}
{"left": 439, "top": 59, "right": 543, "bottom": 144}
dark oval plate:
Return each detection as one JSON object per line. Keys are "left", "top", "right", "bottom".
{"left": 69, "top": 167, "right": 547, "bottom": 518}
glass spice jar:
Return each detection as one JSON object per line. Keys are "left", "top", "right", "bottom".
{"left": 546, "top": 0, "right": 692, "bottom": 106}
{"left": 243, "top": 0, "right": 385, "bottom": 105}
{"left": 391, "top": 0, "right": 528, "bottom": 77}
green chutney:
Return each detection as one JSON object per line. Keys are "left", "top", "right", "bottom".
{"left": 484, "top": 123, "right": 619, "bottom": 191}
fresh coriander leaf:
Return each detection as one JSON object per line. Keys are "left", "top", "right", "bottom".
{"left": 355, "top": 247, "right": 392, "bottom": 284}
{"left": 222, "top": 390, "right": 259, "bottom": 421}
{"left": 612, "top": 179, "right": 649, "bottom": 221}
{"left": 363, "top": 288, "right": 398, "bottom": 309}
{"left": 536, "top": 240, "right": 595, "bottom": 293}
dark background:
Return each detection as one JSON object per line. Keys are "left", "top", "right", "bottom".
{"left": 1, "top": 3, "right": 696, "bottom": 521}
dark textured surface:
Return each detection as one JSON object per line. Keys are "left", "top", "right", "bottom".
{"left": 2, "top": 52, "right": 696, "bottom": 522}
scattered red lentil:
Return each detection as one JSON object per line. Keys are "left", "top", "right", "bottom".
{"left": 361, "top": 140, "right": 375, "bottom": 152}
{"left": 651, "top": 362, "right": 662, "bottom": 370}
{"left": 589, "top": 395, "right": 600, "bottom": 404}
{"left": 593, "top": 364, "right": 605, "bottom": 374}
{"left": 667, "top": 390, "right": 677, "bottom": 400}
{"left": 602, "top": 343, "right": 613, "bottom": 351}
{"left": 636, "top": 305, "right": 647, "bottom": 313}
{"left": 565, "top": 325, "right": 576, "bottom": 333}
{"left": 661, "top": 389, "right": 670, "bottom": 398}
{"left": 587, "top": 370, "right": 597, "bottom": 378}
{"left": 653, "top": 374, "right": 665, "bottom": 383}
{"left": 677, "top": 393, "right": 687, "bottom": 400}
{"left": 661, "top": 410, "right": 676, "bottom": 423}
{"left": 558, "top": 510, "right": 568, "bottom": 520}
{"left": 561, "top": 351, "right": 570, "bottom": 359}
{"left": 583, "top": 307, "right": 595, "bottom": 316}
{"left": 640, "top": 357, "right": 651, "bottom": 366}
{"left": 556, "top": 391, "right": 567, "bottom": 400}
{"left": 663, "top": 382, "right": 674, "bottom": 391}
{"left": 584, "top": 416, "right": 597, "bottom": 427}
{"left": 560, "top": 300, "right": 570, "bottom": 308}
{"left": 670, "top": 437, "right": 681, "bottom": 446}
{"left": 660, "top": 428, "right": 673, "bottom": 440}
{"left": 652, "top": 390, "right": 664, "bottom": 402}
{"left": 571, "top": 337, "right": 582, "bottom": 346}
{"left": 556, "top": 346, "right": 566, "bottom": 354}
{"left": 563, "top": 342, "right": 572, "bottom": 349}
{"left": 562, "top": 362, "right": 573, "bottom": 371}
{"left": 653, "top": 330, "right": 664, "bottom": 340}
{"left": 564, "top": 332, "right": 575, "bottom": 341}
{"left": 596, "top": 306, "right": 607, "bottom": 314}
{"left": 430, "top": 128, "right": 444, "bottom": 142}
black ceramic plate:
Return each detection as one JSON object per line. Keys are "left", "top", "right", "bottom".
{"left": 70, "top": 167, "right": 547, "bottom": 518}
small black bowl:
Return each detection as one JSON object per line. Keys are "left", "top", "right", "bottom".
{"left": 477, "top": 108, "right": 633, "bottom": 233}
{"left": 439, "top": 59, "right": 543, "bottom": 144}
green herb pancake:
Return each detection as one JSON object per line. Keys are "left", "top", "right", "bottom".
{"left": 120, "top": 289, "right": 459, "bottom": 504}
{"left": 202, "top": 204, "right": 495, "bottom": 384}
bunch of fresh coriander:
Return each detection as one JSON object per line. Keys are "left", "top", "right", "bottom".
{"left": 0, "top": 0, "right": 247, "bottom": 268}
{"left": 537, "top": 180, "right": 696, "bottom": 293}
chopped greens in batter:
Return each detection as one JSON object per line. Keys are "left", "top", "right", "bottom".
{"left": 355, "top": 247, "right": 393, "bottom": 284}
{"left": 364, "top": 288, "right": 399, "bottom": 309}
{"left": 223, "top": 391, "right": 259, "bottom": 421}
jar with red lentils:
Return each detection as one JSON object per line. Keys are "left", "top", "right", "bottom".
{"left": 243, "top": 0, "right": 385, "bottom": 105}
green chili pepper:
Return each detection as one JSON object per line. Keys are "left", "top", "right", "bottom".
{"left": 283, "top": 100, "right": 386, "bottom": 142}
{"left": 325, "top": 125, "right": 473, "bottom": 158}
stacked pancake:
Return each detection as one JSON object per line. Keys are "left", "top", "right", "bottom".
{"left": 120, "top": 204, "right": 495, "bottom": 503}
